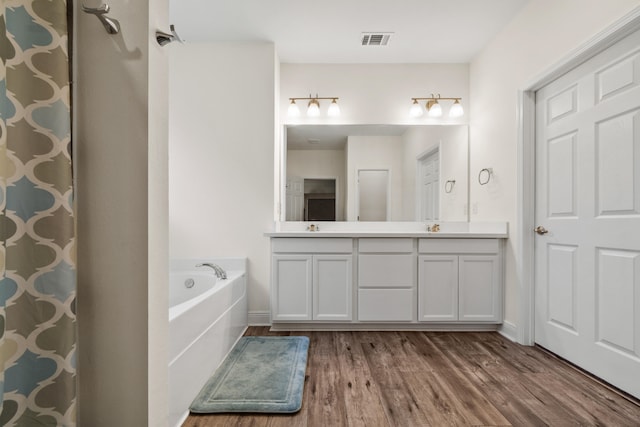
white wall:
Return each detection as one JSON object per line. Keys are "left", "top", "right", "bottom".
{"left": 169, "top": 43, "right": 276, "bottom": 316}
{"left": 75, "top": 0, "right": 169, "bottom": 425}
{"left": 287, "top": 149, "right": 346, "bottom": 220}
{"left": 470, "top": 0, "right": 640, "bottom": 337}
{"left": 280, "top": 63, "right": 469, "bottom": 125}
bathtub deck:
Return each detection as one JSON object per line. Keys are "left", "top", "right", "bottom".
{"left": 182, "top": 327, "right": 640, "bottom": 427}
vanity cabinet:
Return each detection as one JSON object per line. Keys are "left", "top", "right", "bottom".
{"left": 269, "top": 233, "right": 504, "bottom": 328}
{"left": 418, "top": 239, "right": 502, "bottom": 323}
{"left": 271, "top": 238, "right": 353, "bottom": 322}
{"left": 357, "top": 238, "right": 415, "bottom": 321}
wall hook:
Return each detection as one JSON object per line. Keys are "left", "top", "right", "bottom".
{"left": 82, "top": 3, "right": 120, "bottom": 35}
{"left": 156, "top": 24, "right": 183, "bottom": 46}
{"left": 444, "top": 180, "right": 456, "bottom": 193}
{"left": 478, "top": 168, "right": 493, "bottom": 185}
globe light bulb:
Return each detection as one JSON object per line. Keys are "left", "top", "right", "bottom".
{"left": 287, "top": 100, "right": 300, "bottom": 117}
{"left": 327, "top": 99, "right": 340, "bottom": 117}
{"left": 307, "top": 99, "right": 320, "bottom": 117}
{"left": 409, "top": 99, "right": 424, "bottom": 117}
{"left": 428, "top": 100, "right": 442, "bottom": 117}
{"left": 449, "top": 99, "right": 464, "bottom": 118}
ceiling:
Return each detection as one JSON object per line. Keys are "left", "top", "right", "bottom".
{"left": 170, "top": 0, "right": 530, "bottom": 63}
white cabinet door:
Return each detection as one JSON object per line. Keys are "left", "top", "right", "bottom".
{"left": 459, "top": 255, "right": 501, "bottom": 322}
{"left": 418, "top": 255, "right": 458, "bottom": 321}
{"left": 313, "top": 255, "right": 353, "bottom": 321}
{"left": 271, "top": 255, "right": 312, "bottom": 321}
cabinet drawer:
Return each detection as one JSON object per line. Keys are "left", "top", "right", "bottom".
{"left": 358, "top": 238, "right": 413, "bottom": 253}
{"left": 272, "top": 238, "right": 352, "bottom": 253}
{"left": 358, "top": 289, "right": 414, "bottom": 321}
{"left": 419, "top": 238, "right": 499, "bottom": 254}
{"left": 358, "top": 254, "right": 414, "bottom": 288}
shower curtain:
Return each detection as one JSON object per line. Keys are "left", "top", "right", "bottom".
{"left": 0, "top": 1, "right": 76, "bottom": 425}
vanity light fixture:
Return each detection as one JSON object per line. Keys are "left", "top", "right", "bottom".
{"left": 409, "top": 94, "right": 464, "bottom": 118}
{"left": 288, "top": 94, "right": 340, "bottom": 117}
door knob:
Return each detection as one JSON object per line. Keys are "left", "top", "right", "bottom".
{"left": 534, "top": 225, "right": 549, "bottom": 235}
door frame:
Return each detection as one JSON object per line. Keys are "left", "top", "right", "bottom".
{"left": 516, "top": 8, "right": 640, "bottom": 345}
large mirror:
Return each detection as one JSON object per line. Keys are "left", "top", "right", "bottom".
{"left": 282, "top": 124, "right": 469, "bottom": 222}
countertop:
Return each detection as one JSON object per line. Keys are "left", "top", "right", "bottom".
{"left": 265, "top": 222, "right": 508, "bottom": 239}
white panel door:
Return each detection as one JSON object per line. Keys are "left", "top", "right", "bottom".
{"left": 285, "top": 176, "right": 304, "bottom": 221}
{"left": 419, "top": 151, "right": 440, "bottom": 221}
{"left": 535, "top": 28, "right": 640, "bottom": 398}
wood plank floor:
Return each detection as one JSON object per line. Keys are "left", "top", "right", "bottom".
{"left": 182, "top": 327, "right": 640, "bottom": 427}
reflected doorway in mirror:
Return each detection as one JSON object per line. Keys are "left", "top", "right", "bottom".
{"left": 357, "top": 169, "right": 390, "bottom": 221}
{"left": 286, "top": 177, "right": 337, "bottom": 221}
{"left": 417, "top": 149, "right": 439, "bottom": 221}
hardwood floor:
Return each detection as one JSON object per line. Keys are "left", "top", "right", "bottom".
{"left": 182, "top": 327, "right": 640, "bottom": 426}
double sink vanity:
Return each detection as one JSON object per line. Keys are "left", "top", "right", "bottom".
{"left": 266, "top": 222, "right": 507, "bottom": 330}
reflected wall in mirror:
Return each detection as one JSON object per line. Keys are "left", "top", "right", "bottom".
{"left": 283, "top": 124, "right": 469, "bottom": 222}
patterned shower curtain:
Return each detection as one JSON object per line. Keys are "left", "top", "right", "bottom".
{"left": 0, "top": 1, "right": 76, "bottom": 426}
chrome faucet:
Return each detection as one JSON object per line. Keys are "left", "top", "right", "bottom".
{"left": 196, "top": 262, "right": 227, "bottom": 279}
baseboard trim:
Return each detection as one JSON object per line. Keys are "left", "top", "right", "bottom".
{"left": 498, "top": 320, "right": 517, "bottom": 342}
{"left": 269, "top": 322, "right": 501, "bottom": 332}
{"left": 248, "top": 311, "right": 271, "bottom": 326}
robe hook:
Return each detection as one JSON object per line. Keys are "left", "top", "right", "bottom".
{"left": 82, "top": 3, "right": 120, "bottom": 35}
{"left": 156, "top": 25, "right": 183, "bottom": 46}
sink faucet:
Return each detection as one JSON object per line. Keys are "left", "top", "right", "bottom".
{"left": 196, "top": 262, "right": 227, "bottom": 279}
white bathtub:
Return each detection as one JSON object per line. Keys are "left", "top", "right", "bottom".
{"left": 168, "top": 258, "right": 248, "bottom": 427}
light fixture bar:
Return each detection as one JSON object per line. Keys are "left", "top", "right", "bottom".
{"left": 288, "top": 97, "right": 340, "bottom": 101}
{"left": 287, "top": 94, "right": 341, "bottom": 117}
{"left": 409, "top": 94, "right": 464, "bottom": 118}
{"left": 410, "top": 97, "right": 461, "bottom": 102}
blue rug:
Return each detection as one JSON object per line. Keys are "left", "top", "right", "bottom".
{"left": 190, "top": 336, "right": 309, "bottom": 413}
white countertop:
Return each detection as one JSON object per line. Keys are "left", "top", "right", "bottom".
{"left": 265, "top": 221, "right": 508, "bottom": 238}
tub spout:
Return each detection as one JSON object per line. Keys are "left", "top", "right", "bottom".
{"left": 196, "top": 262, "right": 227, "bottom": 280}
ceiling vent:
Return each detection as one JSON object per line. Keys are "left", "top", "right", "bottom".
{"left": 361, "top": 32, "right": 393, "bottom": 46}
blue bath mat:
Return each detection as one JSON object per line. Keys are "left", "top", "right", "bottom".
{"left": 190, "top": 336, "right": 309, "bottom": 413}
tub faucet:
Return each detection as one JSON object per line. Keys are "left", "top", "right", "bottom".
{"left": 196, "top": 262, "right": 227, "bottom": 280}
